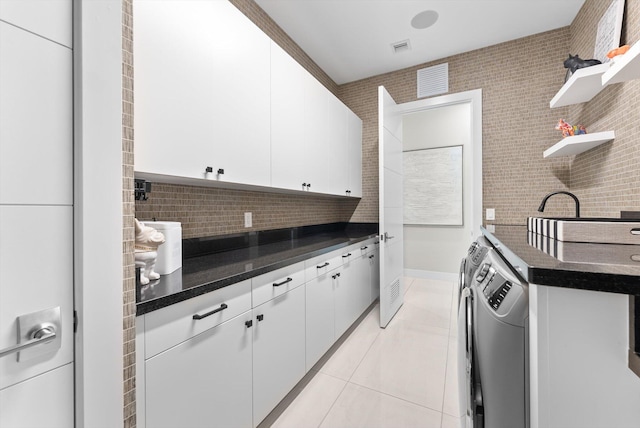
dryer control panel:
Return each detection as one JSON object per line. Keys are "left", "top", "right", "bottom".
{"left": 487, "top": 281, "right": 512, "bottom": 310}
{"left": 475, "top": 260, "right": 522, "bottom": 315}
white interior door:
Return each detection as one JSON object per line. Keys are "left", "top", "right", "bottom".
{"left": 378, "top": 86, "right": 404, "bottom": 328}
{"left": 0, "top": 3, "right": 75, "bottom": 426}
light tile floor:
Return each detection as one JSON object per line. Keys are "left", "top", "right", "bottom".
{"left": 260, "top": 277, "right": 463, "bottom": 428}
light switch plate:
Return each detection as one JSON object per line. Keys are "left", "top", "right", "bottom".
{"left": 244, "top": 212, "right": 252, "bottom": 228}
{"left": 486, "top": 208, "right": 495, "bottom": 221}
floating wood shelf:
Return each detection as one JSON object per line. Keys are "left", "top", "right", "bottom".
{"left": 543, "top": 131, "right": 615, "bottom": 158}
{"left": 602, "top": 42, "right": 640, "bottom": 85}
{"left": 550, "top": 63, "right": 611, "bottom": 108}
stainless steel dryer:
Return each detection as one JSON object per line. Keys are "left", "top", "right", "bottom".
{"left": 458, "top": 237, "right": 529, "bottom": 428}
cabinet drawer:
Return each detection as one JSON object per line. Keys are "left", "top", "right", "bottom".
{"left": 337, "top": 244, "right": 358, "bottom": 266}
{"left": 144, "top": 279, "right": 251, "bottom": 358}
{"left": 252, "top": 262, "right": 305, "bottom": 307}
{"left": 304, "top": 250, "right": 342, "bottom": 282}
{"left": 356, "top": 238, "right": 377, "bottom": 256}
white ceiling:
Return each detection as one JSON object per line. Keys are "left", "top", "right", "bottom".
{"left": 255, "top": 0, "right": 586, "bottom": 85}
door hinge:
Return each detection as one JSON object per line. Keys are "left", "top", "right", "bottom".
{"left": 73, "top": 310, "right": 78, "bottom": 333}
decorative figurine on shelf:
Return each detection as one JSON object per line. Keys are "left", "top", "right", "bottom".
{"left": 555, "top": 119, "right": 587, "bottom": 138}
{"left": 573, "top": 124, "right": 587, "bottom": 135}
{"left": 555, "top": 119, "right": 574, "bottom": 137}
{"left": 135, "top": 218, "right": 166, "bottom": 285}
{"left": 607, "top": 45, "right": 630, "bottom": 59}
{"left": 563, "top": 54, "right": 602, "bottom": 82}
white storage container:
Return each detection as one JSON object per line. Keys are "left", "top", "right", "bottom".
{"left": 142, "top": 221, "right": 182, "bottom": 275}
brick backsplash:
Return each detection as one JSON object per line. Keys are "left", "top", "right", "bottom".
{"left": 135, "top": 183, "right": 360, "bottom": 239}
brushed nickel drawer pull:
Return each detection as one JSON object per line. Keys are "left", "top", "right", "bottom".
{"left": 631, "top": 228, "right": 640, "bottom": 236}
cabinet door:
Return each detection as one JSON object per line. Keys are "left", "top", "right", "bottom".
{"left": 252, "top": 285, "right": 305, "bottom": 425}
{"left": 134, "top": 0, "right": 217, "bottom": 179}
{"left": 209, "top": 0, "right": 271, "bottom": 187}
{"left": 305, "top": 271, "right": 336, "bottom": 370}
{"left": 347, "top": 110, "right": 363, "bottom": 198}
{"left": 354, "top": 249, "right": 372, "bottom": 314}
{"left": 369, "top": 247, "right": 381, "bottom": 303}
{"left": 303, "top": 74, "right": 329, "bottom": 194}
{"left": 326, "top": 94, "right": 349, "bottom": 196}
{"left": 134, "top": 0, "right": 271, "bottom": 187}
{"left": 333, "top": 262, "right": 353, "bottom": 339}
{"left": 334, "top": 251, "right": 370, "bottom": 338}
{"left": 145, "top": 313, "right": 253, "bottom": 428}
{"left": 270, "top": 42, "right": 307, "bottom": 191}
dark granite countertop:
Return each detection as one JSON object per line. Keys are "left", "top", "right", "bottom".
{"left": 136, "top": 223, "right": 379, "bottom": 315}
{"left": 482, "top": 225, "right": 640, "bottom": 295}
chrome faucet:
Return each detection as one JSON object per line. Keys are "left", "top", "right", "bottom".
{"left": 538, "top": 191, "right": 580, "bottom": 218}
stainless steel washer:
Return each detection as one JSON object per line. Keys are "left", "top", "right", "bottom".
{"left": 458, "top": 237, "right": 529, "bottom": 428}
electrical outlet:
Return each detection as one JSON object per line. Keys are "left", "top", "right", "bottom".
{"left": 486, "top": 208, "right": 495, "bottom": 221}
{"left": 244, "top": 212, "right": 252, "bottom": 228}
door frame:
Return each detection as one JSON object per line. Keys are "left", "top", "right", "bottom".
{"left": 73, "top": 0, "right": 124, "bottom": 425}
{"left": 397, "top": 89, "right": 483, "bottom": 246}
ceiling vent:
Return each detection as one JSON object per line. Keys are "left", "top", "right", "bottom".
{"left": 417, "top": 63, "right": 449, "bottom": 98}
{"left": 391, "top": 39, "right": 411, "bottom": 54}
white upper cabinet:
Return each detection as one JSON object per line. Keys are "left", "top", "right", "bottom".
{"left": 208, "top": 0, "right": 270, "bottom": 187}
{"left": 347, "top": 110, "right": 363, "bottom": 198}
{"left": 270, "top": 42, "right": 308, "bottom": 191}
{"left": 328, "top": 98, "right": 362, "bottom": 198}
{"left": 327, "top": 94, "right": 349, "bottom": 196}
{"left": 302, "top": 71, "right": 330, "bottom": 194}
{"left": 0, "top": 0, "right": 72, "bottom": 48}
{"left": 134, "top": 0, "right": 271, "bottom": 187}
{"left": 134, "top": 0, "right": 362, "bottom": 196}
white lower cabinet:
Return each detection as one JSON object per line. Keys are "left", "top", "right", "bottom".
{"left": 145, "top": 312, "right": 253, "bottom": 428}
{"left": 305, "top": 266, "right": 338, "bottom": 370}
{"left": 369, "top": 243, "right": 381, "bottom": 303}
{"left": 138, "top": 239, "right": 377, "bottom": 427}
{"left": 334, "top": 246, "right": 371, "bottom": 339}
{"left": 252, "top": 285, "right": 306, "bottom": 425}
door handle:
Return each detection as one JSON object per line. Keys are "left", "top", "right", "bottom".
{"left": 382, "top": 232, "right": 395, "bottom": 242}
{"left": 1, "top": 306, "right": 62, "bottom": 362}
{"left": 0, "top": 325, "right": 57, "bottom": 359}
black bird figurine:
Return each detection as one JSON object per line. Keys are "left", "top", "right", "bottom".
{"left": 564, "top": 54, "right": 602, "bottom": 75}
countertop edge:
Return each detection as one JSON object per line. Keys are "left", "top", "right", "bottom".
{"left": 136, "top": 233, "right": 377, "bottom": 315}
{"left": 481, "top": 226, "right": 640, "bottom": 296}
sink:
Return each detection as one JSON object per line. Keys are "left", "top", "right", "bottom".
{"left": 528, "top": 217, "right": 640, "bottom": 245}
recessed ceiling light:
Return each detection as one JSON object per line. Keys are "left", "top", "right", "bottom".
{"left": 411, "top": 10, "right": 439, "bottom": 30}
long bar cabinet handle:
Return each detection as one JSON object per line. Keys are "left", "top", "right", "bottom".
{"left": 273, "top": 277, "right": 293, "bottom": 287}
{"left": 193, "top": 303, "right": 228, "bottom": 320}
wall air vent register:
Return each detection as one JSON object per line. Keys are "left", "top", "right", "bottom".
{"left": 417, "top": 63, "right": 449, "bottom": 98}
